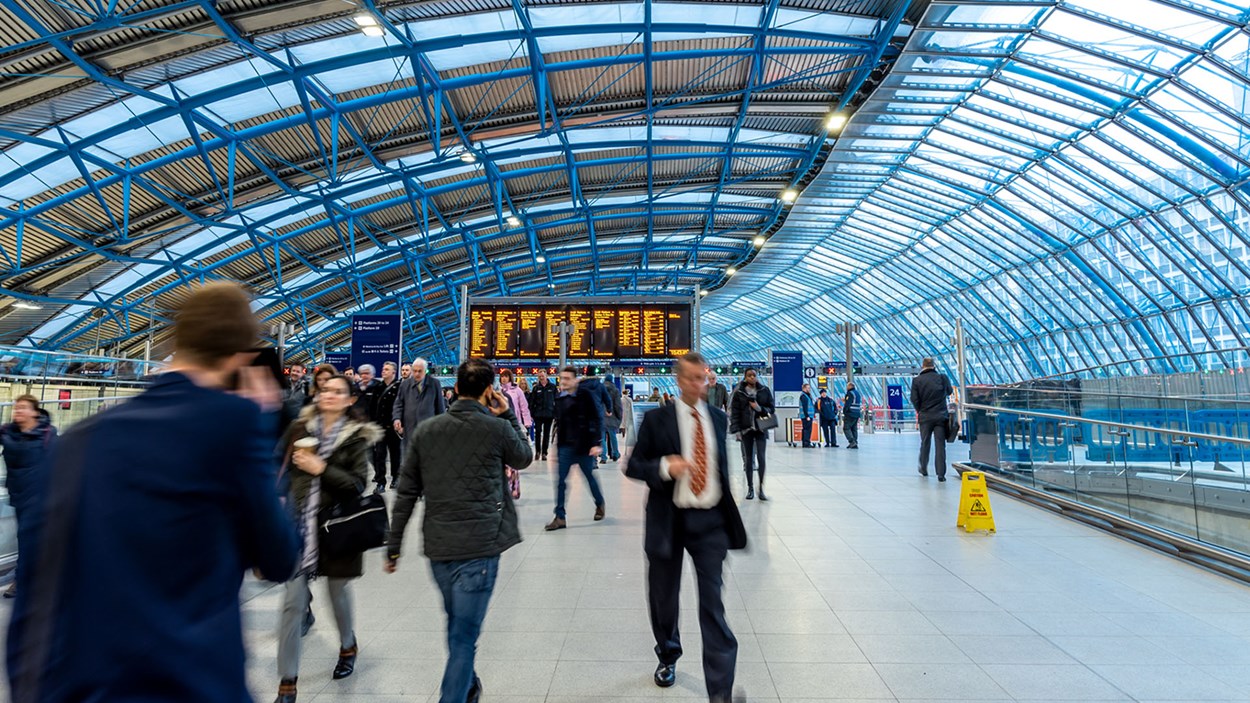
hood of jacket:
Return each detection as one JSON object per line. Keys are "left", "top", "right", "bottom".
{"left": 294, "top": 404, "right": 384, "bottom": 450}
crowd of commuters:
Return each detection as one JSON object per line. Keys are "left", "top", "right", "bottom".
{"left": 2, "top": 280, "right": 955, "bottom": 703}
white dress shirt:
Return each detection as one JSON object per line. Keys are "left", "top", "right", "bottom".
{"left": 660, "top": 398, "right": 721, "bottom": 509}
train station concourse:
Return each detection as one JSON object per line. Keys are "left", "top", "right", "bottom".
{"left": 2, "top": 0, "right": 1250, "bottom": 701}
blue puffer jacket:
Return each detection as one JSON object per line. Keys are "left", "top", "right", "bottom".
{"left": 1, "top": 410, "right": 56, "bottom": 511}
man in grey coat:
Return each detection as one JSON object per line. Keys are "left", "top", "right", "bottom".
{"left": 392, "top": 358, "right": 445, "bottom": 450}
{"left": 386, "top": 358, "right": 532, "bottom": 703}
{"left": 706, "top": 371, "right": 729, "bottom": 413}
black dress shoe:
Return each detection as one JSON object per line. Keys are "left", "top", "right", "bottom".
{"left": 938, "top": 476, "right": 947, "bottom": 482}
{"left": 918, "top": 467, "right": 929, "bottom": 477}
{"left": 654, "top": 663, "right": 676, "bottom": 688}
{"left": 332, "top": 643, "right": 357, "bottom": 679}
{"left": 745, "top": 488, "right": 754, "bottom": 500}
{"left": 758, "top": 490, "right": 769, "bottom": 501}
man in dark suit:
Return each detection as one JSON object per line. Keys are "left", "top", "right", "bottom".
{"left": 626, "top": 352, "right": 748, "bottom": 703}
{"left": 6, "top": 282, "right": 301, "bottom": 703}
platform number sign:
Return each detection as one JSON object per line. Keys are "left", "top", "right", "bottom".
{"left": 887, "top": 384, "right": 904, "bottom": 411}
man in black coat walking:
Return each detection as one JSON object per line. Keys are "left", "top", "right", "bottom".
{"left": 911, "top": 357, "right": 954, "bottom": 481}
{"left": 626, "top": 352, "right": 747, "bottom": 702}
{"left": 529, "top": 369, "right": 558, "bottom": 460}
{"left": 545, "top": 367, "right": 606, "bottom": 531}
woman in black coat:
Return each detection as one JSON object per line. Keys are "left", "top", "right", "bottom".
{"left": 0, "top": 396, "right": 56, "bottom": 599}
{"left": 275, "top": 375, "right": 380, "bottom": 703}
{"left": 728, "top": 369, "right": 775, "bottom": 501}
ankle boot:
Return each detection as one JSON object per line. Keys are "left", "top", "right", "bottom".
{"left": 745, "top": 471, "right": 755, "bottom": 500}
{"left": 333, "top": 642, "right": 357, "bottom": 680}
{"left": 758, "top": 476, "right": 769, "bottom": 501}
{"left": 275, "top": 677, "right": 297, "bottom": 703}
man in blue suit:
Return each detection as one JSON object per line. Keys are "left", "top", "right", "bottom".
{"left": 626, "top": 352, "right": 747, "bottom": 703}
{"left": 7, "top": 282, "right": 301, "bottom": 703}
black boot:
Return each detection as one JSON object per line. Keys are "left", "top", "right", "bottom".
{"left": 758, "top": 475, "right": 769, "bottom": 501}
{"left": 745, "top": 471, "right": 755, "bottom": 500}
{"left": 274, "top": 678, "right": 297, "bottom": 703}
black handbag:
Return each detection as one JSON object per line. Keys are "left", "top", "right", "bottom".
{"left": 754, "top": 412, "right": 780, "bottom": 432}
{"left": 320, "top": 491, "right": 389, "bottom": 558}
{"left": 946, "top": 413, "right": 959, "bottom": 442}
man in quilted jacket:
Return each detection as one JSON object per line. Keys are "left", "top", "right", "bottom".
{"left": 385, "top": 358, "right": 532, "bottom": 703}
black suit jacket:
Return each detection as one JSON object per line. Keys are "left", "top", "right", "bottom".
{"left": 626, "top": 402, "right": 748, "bottom": 560}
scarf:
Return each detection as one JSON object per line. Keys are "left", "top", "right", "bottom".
{"left": 297, "top": 413, "right": 347, "bottom": 574}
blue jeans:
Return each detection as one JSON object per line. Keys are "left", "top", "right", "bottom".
{"left": 555, "top": 445, "right": 605, "bottom": 519}
{"left": 602, "top": 426, "right": 619, "bottom": 459}
{"left": 430, "top": 557, "right": 499, "bottom": 703}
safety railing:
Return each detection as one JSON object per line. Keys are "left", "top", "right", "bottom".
{"left": 960, "top": 383, "right": 1250, "bottom": 581}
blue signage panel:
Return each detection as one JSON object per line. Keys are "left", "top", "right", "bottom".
{"left": 351, "top": 314, "right": 403, "bottom": 376}
{"left": 887, "top": 384, "right": 904, "bottom": 411}
{"left": 324, "top": 352, "right": 351, "bottom": 370}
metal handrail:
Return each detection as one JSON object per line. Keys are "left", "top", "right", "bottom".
{"left": 963, "top": 402, "right": 1250, "bottom": 447}
{"left": 976, "top": 385, "right": 1250, "bottom": 407}
{"left": 1027, "top": 346, "right": 1250, "bottom": 381}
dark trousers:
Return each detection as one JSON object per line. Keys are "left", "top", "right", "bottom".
{"left": 648, "top": 508, "right": 736, "bottom": 698}
{"left": 843, "top": 416, "right": 859, "bottom": 446}
{"left": 373, "top": 426, "right": 402, "bottom": 485}
{"left": 602, "top": 426, "right": 619, "bottom": 460}
{"left": 534, "top": 417, "right": 554, "bottom": 457}
{"left": 740, "top": 431, "right": 766, "bottom": 488}
{"left": 431, "top": 557, "right": 499, "bottom": 703}
{"left": 554, "top": 445, "right": 605, "bottom": 519}
{"left": 919, "top": 418, "right": 948, "bottom": 477}
{"left": 800, "top": 418, "right": 814, "bottom": 446}
{"left": 821, "top": 420, "right": 838, "bottom": 446}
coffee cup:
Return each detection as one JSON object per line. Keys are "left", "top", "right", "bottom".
{"left": 294, "top": 437, "right": 319, "bottom": 454}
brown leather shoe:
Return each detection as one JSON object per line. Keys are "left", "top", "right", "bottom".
{"left": 594, "top": 504, "right": 605, "bottom": 521}
{"left": 545, "top": 517, "right": 567, "bottom": 531}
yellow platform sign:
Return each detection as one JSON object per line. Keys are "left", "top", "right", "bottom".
{"left": 956, "top": 471, "right": 996, "bottom": 533}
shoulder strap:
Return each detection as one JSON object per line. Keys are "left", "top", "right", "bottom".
{"left": 13, "top": 421, "right": 93, "bottom": 703}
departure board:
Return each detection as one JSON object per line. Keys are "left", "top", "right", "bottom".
{"left": 494, "top": 308, "right": 518, "bottom": 358}
{"left": 641, "top": 306, "right": 668, "bottom": 358}
{"left": 518, "top": 308, "right": 544, "bottom": 358}
{"left": 466, "top": 299, "right": 693, "bottom": 361}
{"left": 592, "top": 308, "right": 617, "bottom": 358}
{"left": 666, "top": 305, "right": 691, "bottom": 356}
{"left": 616, "top": 307, "right": 641, "bottom": 358}
{"left": 567, "top": 307, "right": 592, "bottom": 358}
{"left": 544, "top": 307, "right": 565, "bottom": 357}
{"left": 469, "top": 308, "right": 494, "bottom": 357}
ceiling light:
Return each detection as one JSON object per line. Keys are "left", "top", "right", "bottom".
{"left": 726, "top": 266, "right": 737, "bottom": 276}
{"left": 459, "top": 151, "right": 477, "bottom": 163}
{"left": 781, "top": 189, "right": 798, "bottom": 203}
{"left": 536, "top": 254, "right": 546, "bottom": 263}
{"left": 753, "top": 235, "right": 766, "bottom": 247}
{"left": 506, "top": 215, "right": 521, "bottom": 227}
{"left": 825, "top": 113, "right": 847, "bottom": 131}
{"left": 360, "top": 24, "right": 384, "bottom": 36}
{"left": 699, "top": 289, "right": 709, "bottom": 297}
{"left": 13, "top": 302, "right": 41, "bottom": 310}
{"left": 353, "top": 13, "right": 378, "bottom": 27}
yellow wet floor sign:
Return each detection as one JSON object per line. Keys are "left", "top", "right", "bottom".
{"left": 956, "top": 471, "right": 996, "bottom": 533}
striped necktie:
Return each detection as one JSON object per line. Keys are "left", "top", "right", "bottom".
{"left": 691, "top": 409, "right": 707, "bottom": 496}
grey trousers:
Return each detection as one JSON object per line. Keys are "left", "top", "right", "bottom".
{"left": 278, "top": 574, "right": 356, "bottom": 679}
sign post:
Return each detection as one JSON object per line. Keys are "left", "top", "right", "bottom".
{"left": 771, "top": 350, "right": 803, "bottom": 408}
{"left": 887, "top": 384, "right": 904, "bottom": 432}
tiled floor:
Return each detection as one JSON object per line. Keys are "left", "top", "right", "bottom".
{"left": 9, "top": 431, "right": 1248, "bottom": 702}
{"left": 233, "top": 432, "right": 1250, "bottom": 702}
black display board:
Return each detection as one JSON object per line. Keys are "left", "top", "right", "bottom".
{"left": 466, "top": 300, "right": 694, "bottom": 360}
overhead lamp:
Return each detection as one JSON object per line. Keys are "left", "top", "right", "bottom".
{"left": 353, "top": 13, "right": 378, "bottom": 27}
{"left": 535, "top": 254, "right": 547, "bottom": 263}
{"left": 781, "top": 188, "right": 798, "bottom": 204}
{"left": 458, "top": 150, "right": 477, "bottom": 164}
{"left": 699, "top": 289, "right": 709, "bottom": 297}
{"left": 361, "top": 25, "right": 384, "bottom": 36}
{"left": 753, "top": 235, "right": 766, "bottom": 247}
{"left": 506, "top": 214, "right": 521, "bottom": 227}
{"left": 825, "top": 113, "right": 847, "bottom": 131}
{"left": 726, "top": 266, "right": 737, "bottom": 276}
{"left": 13, "top": 302, "right": 41, "bottom": 310}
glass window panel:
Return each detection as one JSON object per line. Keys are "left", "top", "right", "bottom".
{"left": 1044, "top": 9, "right": 1193, "bottom": 72}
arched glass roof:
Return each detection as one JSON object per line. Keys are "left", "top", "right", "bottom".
{"left": 704, "top": 0, "right": 1250, "bottom": 381}
{"left": 0, "top": 0, "right": 1247, "bottom": 381}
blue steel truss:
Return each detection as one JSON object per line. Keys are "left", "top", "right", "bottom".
{"left": 704, "top": 0, "right": 1250, "bottom": 382}
{"left": 0, "top": 0, "right": 908, "bottom": 364}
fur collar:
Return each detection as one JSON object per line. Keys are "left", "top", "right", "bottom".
{"left": 295, "top": 405, "right": 383, "bottom": 452}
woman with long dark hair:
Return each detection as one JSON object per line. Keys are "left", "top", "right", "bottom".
{"left": 274, "top": 375, "right": 380, "bottom": 703}
{"left": 729, "top": 369, "right": 775, "bottom": 501}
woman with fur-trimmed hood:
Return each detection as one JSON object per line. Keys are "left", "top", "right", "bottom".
{"left": 273, "top": 374, "right": 382, "bottom": 703}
